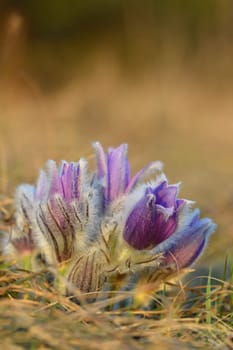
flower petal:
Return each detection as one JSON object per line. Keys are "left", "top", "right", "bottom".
{"left": 155, "top": 182, "right": 179, "bottom": 208}
{"left": 60, "top": 161, "right": 72, "bottom": 201}
{"left": 35, "top": 196, "right": 76, "bottom": 263}
{"left": 67, "top": 249, "right": 107, "bottom": 295}
{"left": 93, "top": 141, "right": 107, "bottom": 179}
{"left": 125, "top": 161, "right": 163, "bottom": 194}
{"left": 35, "top": 170, "right": 47, "bottom": 200}
{"left": 176, "top": 199, "right": 185, "bottom": 210}
{"left": 151, "top": 209, "right": 216, "bottom": 269}
{"left": 46, "top": 160, "right": 64, "bottom": 198}
{"left": 123, "top": 188, "right": 177, "bottom": 250}
{"left": 123, "top": 190, "right": 156, "bottom": 250}
{"left": 107, "top": 144, "right": 130, "bottom": 201}
{"left": 60, "top": 161, "right": 81, "bottom": 201}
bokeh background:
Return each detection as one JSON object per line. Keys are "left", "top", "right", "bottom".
{"left": 0, "top": 0, "right": 233, "bottom": 266}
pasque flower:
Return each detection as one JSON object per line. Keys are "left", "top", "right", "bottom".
{"left": 122, "top": 180, "right": 184, "bottom": 250}
{"left": 11, "top": 142, "right": 216, "bottom": 297}
{"left": 93, "top": 142, "right": 162, "bottom": 206}
{"left": 157, "top": 208, "right": 214, "bottom": 269}
{"left": 14, "top": 159, "right": 101, "bottom": 265}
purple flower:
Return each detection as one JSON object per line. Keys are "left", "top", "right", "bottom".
{"left": 93, "top": 142, "right": 162, "bottom": 206}
{"left": 15, "top": 159, "right": 101, "bottom": 264}
{"left": 122, "top": 178, "right": 216, "bottom": 268}
{"left": 12, "top": 141, "right": 216, "bottom": 295}
{"left": 123, "top": 180, "right": 184, "bottom": 250}
{"left": 153, "top": 209, "right": 215, "bottom": 269}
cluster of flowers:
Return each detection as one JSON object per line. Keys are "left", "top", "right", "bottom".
{"left": 9, "top": 142, "right": 216, "bottom": 295}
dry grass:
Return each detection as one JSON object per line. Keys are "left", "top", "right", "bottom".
{"left": 0, "top": 260, "right": 232, "bottom": 350}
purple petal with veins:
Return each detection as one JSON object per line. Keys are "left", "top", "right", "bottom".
{"left": 123, "top": 191, "right": 156, "bottom": 249}
{"left": 151, "top": 210, "right": 217, "bottom": 269}
{"left": 155, "top": 182, "right": 178, "bottom": 208}
{"left": 60, "top": 161, "right": 73, "bottom": 201}
{"left": 48, "top": 197, "right": 68, "bottom": 231}
{"left": 108, "top": 144, "right": 130, "bottom": 201}
{"left": 123, "top": 188, "right": 178, "bottom": 250}
{"left": 47, "top": 160, "right": 63, "bottom": 197}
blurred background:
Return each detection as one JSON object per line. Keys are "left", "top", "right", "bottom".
{"left": 0, "top": 0, "right": 233, "bottom": 265}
